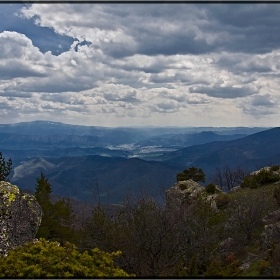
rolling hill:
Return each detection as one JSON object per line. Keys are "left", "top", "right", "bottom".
{"left": 160, "top": 127, "right": 280, "bottom": 175}
{"left": 136, "top": 131, "right": 247, "bottom": 147}
{"left": 10, "top": 155, "right": 180, "bottom": 204}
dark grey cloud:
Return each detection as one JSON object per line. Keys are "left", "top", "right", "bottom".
{"left": 136, "top": 32, "right": 214, "bottom": 57}
{"left": 189, "top": 85, "right": 257, "bottom": 99}
{"left": 103, "top": 90, "right": 140, "bottom": 103}
{"left": 0, "top": 61, "right": 46, "bottom": 79}
{"left": 216, "top": 54, "right": 272, "bottom": 75}
{"left": 117, "top": 62, "right": 168, "bottom": 75}
{"left": 241, "top": 106, "right": 276, "bottom": 117}
{"left": 21, "top": 75, "right": 97, "bottom": 94}
{"left": 251, "top": 94, "right": 275, "bottom": 108}
{"left": 0, "top": 91, "right": 33, "bottom": 98}
{"left": 96, "top": 4, "right": 280, "bottom": 59}
{"left": 204, "top": 4, "right": 280, "bottom": 54}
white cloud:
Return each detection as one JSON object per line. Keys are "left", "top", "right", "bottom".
{"left": 0, "top": 4, "right": 279, "bottom": 126}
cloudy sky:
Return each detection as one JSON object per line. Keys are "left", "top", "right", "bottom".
{"left": 0, "top": 3, "right": 280, "bottom": 127}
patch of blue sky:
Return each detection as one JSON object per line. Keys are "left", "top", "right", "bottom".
{"left": 0, "top": 4, "right": 74, "bottom": 55}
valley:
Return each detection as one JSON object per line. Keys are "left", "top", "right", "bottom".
{"left": 0, "top": 121, "right": 278, "bottom": 204}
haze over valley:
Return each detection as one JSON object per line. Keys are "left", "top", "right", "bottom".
{"left": 1, "top": 121, "right": 279, "bottom": 204}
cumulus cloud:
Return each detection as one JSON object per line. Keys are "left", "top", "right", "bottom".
{"left": 0, "top": 4, "right": 280, "bottom": 126}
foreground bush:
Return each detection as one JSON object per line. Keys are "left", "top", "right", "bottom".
{"left": 0, "top": 238, "right": 131, "bottom": 278}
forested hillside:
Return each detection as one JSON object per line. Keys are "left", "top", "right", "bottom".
{"left": 1, "top": 154, "right": 280, "bottom": 277}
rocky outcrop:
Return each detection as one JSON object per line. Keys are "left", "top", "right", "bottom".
{"left": 261, "top": 209, "right": 280, "bottom": 250}
{"left": 262, "top": 209, "right": 280, "bottom": 225}
{"left": 250, "top": 166, "right": 272, "bottom": 176}
{"left": 165, "top": 179, "right": 229, "bottom": 212}
{"left": 165, "top": 179, "right": 204, "bottom": 212}
{"left": 0, "top": 181, "right": 42, "bottom": 256}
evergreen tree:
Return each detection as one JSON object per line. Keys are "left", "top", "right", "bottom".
{"left": 35, "top": 172, "right": 76, "bottom": 244}
{"left": 0, "top": 151, "right": 12, "bottom": 181}
{"left": 35, "top": 172, "right": 54, "bottom": 239}
{"left": 176, "top": 166, "right": 205, "bottom": 183}
{"left": 52, "top": 198, "right": 76, "bottom": 244}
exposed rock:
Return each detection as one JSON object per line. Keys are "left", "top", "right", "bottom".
{"left": 262, "top": 209, "right": 280, "bottom": 225}
{"left": 214, "top": 184, "right": 223, "bottom": 193}
{"left": 250, "top": 166, "right": 280, "bottom": 178}
{"left": 0, "top": 181, "right": 42, "bottom": 256}
{"left": 165, "top": 179, "right": 204, "bottom": 212}
{"left": 205, "top": 193, "right": 219, "bottom": 210}
{"left": 239, "top": 253, "right": 260, "bottom": 272}
{"left": 260, "top": 209, "right": 280, "bottom": 250}
{"left": 261, "top": 222, "right": 280, "bottom": 250}
{"left": 250, "top": 166, "right": 271, "bottom": 176}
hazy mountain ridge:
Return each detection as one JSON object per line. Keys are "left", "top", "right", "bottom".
{"left": 0, "top": 121, "right": 278, "bottom": 204}
{"left": 160, "top": 127, "right": 280, "bottom": 175}
{"left": 0, "top": 120, "right": 267, "bottom": 137}
{"left": 11, "top": 155, "right": 179, "bottom": 204}
{"left": 137, "top": 131, "right": 247, "bottom": 147}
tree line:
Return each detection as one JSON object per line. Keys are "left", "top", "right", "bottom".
{"left": 1, "top": 151, "right": 280, "bottom": 277}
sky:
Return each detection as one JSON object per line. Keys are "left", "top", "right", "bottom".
{"left": 0, "top": 3, "right": 280, "bottom": 127}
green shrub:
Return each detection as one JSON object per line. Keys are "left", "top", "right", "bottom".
{"left": 216, "top": 194, "right": 231, "bottom": 209}
{"left": 205, "top": 183, "right": 216, "bottom": 194}
{"left": 241, "top": 176, "right": 258, "bottom": 188}
{"left": 257, "top": 168, "right": 280, "bottom": 185}
{"left": 0, "top": 238, "right": 132, "bottom": 278}
{"left": 176, "top": 166, "right": 205, "bottom": 183}
{"left": 270, "top": 165, "right": 280, "bottom": 172}
{"left": 241, "top": 167, "right": 280, "bottom": 189}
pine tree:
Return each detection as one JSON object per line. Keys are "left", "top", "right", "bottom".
{"left": 35, "top": 172, "right": 76, "bottom": 244}
{"left": 35, "top": 172, "right": 54, "bottom": 239}
{"left": 0, "top": 151, "right": 12, "bottom": 181}
{"left": 176, "top": 166, "right": 205, "bottom": 183}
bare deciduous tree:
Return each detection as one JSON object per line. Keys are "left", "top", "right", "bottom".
{"left": 213, "top": 165, "right": 249, "bottom": 192}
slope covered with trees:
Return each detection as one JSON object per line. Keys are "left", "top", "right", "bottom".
{"left": 2, "top": 153, "right": 280, "bottom": 277}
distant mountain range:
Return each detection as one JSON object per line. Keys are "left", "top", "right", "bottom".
{"left": 0, "top": 120, "right": 267, "bottom": 137}
{"left": 160, "top": 127, "right": 280, "bottom": 176}
{"left": 137, "top": 131, "right": 247, "bottom": 148}
{"left": 0, "top": 121, "right": 268, "bottom": 161}
{"left": 0, "top": 121, "right": 278, "bottom": 204}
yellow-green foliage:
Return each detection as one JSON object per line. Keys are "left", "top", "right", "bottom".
{"left": 0, "top": 238, "right": 132, "bottom": 278}
{"left": 7, "top": 192, "right": 16, "bottom": 203}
